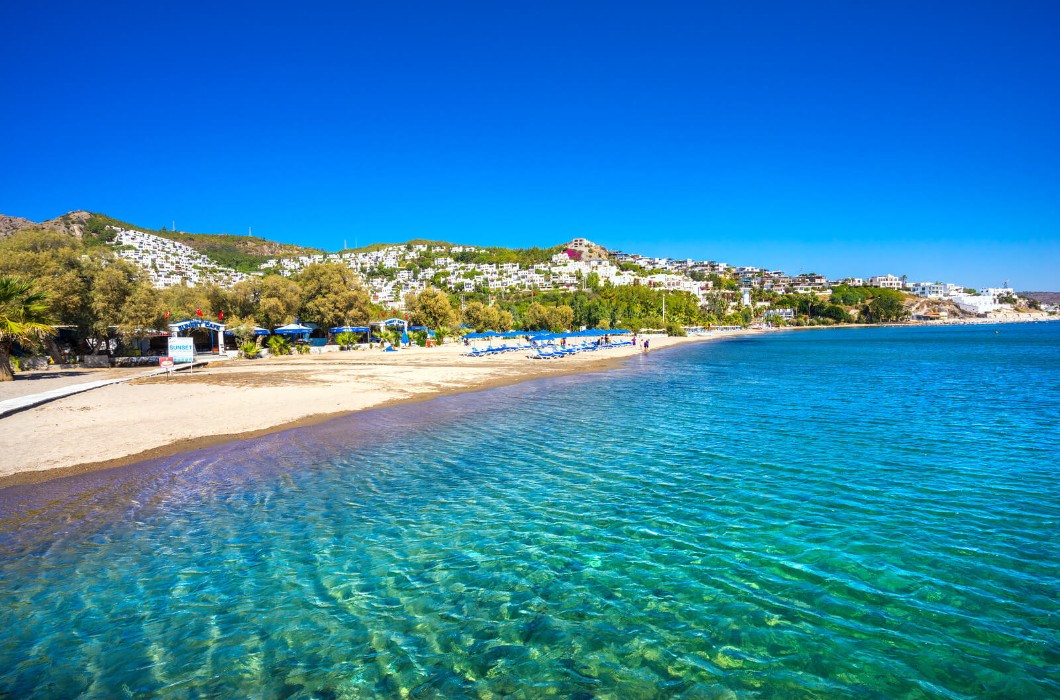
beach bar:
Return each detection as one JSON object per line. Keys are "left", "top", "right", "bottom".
{"left": 168, "top": 319, "right": 226, "bottom": 354}
{"left": 329, "top": 326, "right": 372, "bottom": 346}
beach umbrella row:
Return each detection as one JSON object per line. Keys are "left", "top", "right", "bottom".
{"left": 465, "top": 328, "right": 631, "bottom": 338}
{"left": 462, "top": 328, "right": 632, "bottom": 341}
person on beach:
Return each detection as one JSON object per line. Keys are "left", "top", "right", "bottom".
{"left": 643, "top": 338, "right": 650, "bottom": 352}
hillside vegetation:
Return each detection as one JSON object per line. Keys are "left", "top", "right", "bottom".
{"left": 0, "top": 211, "right": 323, "bottom": 272}
{"left": 340, "top": 239, "right": 567, "bottom": 267}
{"left": 3, "top": 211, "right": 569, "bottom": 273}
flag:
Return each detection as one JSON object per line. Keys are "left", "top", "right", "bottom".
{"left": 218, "top": 310, "right": 224, "bottom": 320}
{"left": 196, "top": 308, "right": 203, "bottom": 317}
{"left": 164, "top": 310, "right": 171, "bottom": 319}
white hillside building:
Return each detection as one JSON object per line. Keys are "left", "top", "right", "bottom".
{"left": 911, "top": 282, "right": 961, "bottom": 298}
{"left": 112, "top": 228, "right": 250, "bottom": 288}
{"left": 866, "top": 274, "right": 903, "bottom": 290}
{"left": 954, "top": 295, "right": 1003, "bottom": 314}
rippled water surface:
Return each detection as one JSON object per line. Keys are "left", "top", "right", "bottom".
{"left": 2, "top": 324, "right": 1058, "bottom": 698}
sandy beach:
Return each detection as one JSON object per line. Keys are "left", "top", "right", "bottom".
{"left": 0, "top": 332, "right": 751, "bottom": 487}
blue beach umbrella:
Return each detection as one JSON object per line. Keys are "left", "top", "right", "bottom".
{"left": 273, "top": 323, "right": 312, "bottom": 340}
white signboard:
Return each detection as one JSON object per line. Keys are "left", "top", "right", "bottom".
{"left": 168, "top": 337, "right": 196, "bottom": 364}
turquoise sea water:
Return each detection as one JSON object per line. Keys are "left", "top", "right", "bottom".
{"left": 1, "top": 323, "right": 1058, "bottom": 698}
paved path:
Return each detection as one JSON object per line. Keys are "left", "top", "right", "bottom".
{"left": 0, "top": 360, "right": 213, "bottom": 419}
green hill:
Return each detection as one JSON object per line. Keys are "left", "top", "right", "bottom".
{"left": 81, "top": 213, "right": 323, "bottom": 272}
{"left": 2, "top": 210, "right": 570, "bottom": 273}
{"left": 337, "top": 239, "right": 567, "bottom": 269}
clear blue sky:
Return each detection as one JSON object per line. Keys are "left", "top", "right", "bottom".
{"left": 2, "top": 1, "right": 1057, "bottom": 289}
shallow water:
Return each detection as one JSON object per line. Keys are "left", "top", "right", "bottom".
{"left": 1, "top": 324, "right": 1058, "bottom": 698}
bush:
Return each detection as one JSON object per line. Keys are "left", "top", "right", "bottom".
{"left": 820, "top": 304, "right": 852, "bottom": 323}
{"left": 295, "top": 344, "right": 310, "bottom": 354}
{"left": 267, "top": 335, "right": 291, "bottom": 356}
{"left": 240, "top": 341, "right": 260, "bottom": 359}
{"left": 665, "top": 321, "right": 687, "bottom": 337}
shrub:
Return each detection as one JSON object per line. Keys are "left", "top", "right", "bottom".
{"left": 267, "top": 335, "right": 291, "bottom": 356}
{"left": 240, "top": 341, "right": 260, "bottom": 359}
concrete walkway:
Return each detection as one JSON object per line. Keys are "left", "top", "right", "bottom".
{"left": 0, "top": 360, "right": 213, "bottom": 419}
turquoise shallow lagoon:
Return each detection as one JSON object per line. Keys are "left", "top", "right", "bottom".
{"left": 1, "top": 324, "right": 1058, "bottom": 698}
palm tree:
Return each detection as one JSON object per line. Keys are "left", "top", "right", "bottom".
{"left": 0, "top": 275, "right": 56, "bottom": 381}
{"left": 266, "top": 334, "right": 291, "bottom": 357}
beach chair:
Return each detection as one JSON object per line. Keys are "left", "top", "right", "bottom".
{"left": 530, "top": 345, "right": 561, "bottom": 359}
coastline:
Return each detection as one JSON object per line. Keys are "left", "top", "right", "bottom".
{"left": 1, "top": 316, "right": 1053, "bottom": 489}
{"left": 0, "top": 331, "right": 753, "bottom": 488}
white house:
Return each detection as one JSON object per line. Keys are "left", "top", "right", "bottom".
{"left": 867, "top": 274, "right": 903, "bottom": 290}
{"left": 911, "top": 282, "right": 961, "bottom": 298}
{"left": 978, "top": 287, "right": 1015, "bottom": 301}
{"left": 953, "top": 294, "right": 1002, "bottom": 314}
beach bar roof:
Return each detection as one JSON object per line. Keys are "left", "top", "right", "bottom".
{"left": 223, "top": 326, "right": 270, "bottom": 336}
{"left": 329, "top": 326, "right": 371, "bottom": 334}
{"left": 170, "top": 319, "right": 225, "bottom": 332}
{"left": 373, "top": 318, "right": 408, "bottom": 327}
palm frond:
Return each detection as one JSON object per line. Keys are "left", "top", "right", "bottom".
{"left": 0, "top": 275, "right": 57, "bottom": 344}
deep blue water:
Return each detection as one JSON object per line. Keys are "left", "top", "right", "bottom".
{"left": 1, "top": 323, "right": 1058, "bottom": 698}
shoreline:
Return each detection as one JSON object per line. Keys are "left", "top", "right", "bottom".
{"left": 1, "top": 317, "right": 1052, "bottom": 489}
{"left": 0, "top": 332, "right": 745, "bottom": 489}
{"left": 0, "top": 356, "right": 634, "bottom": 489}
